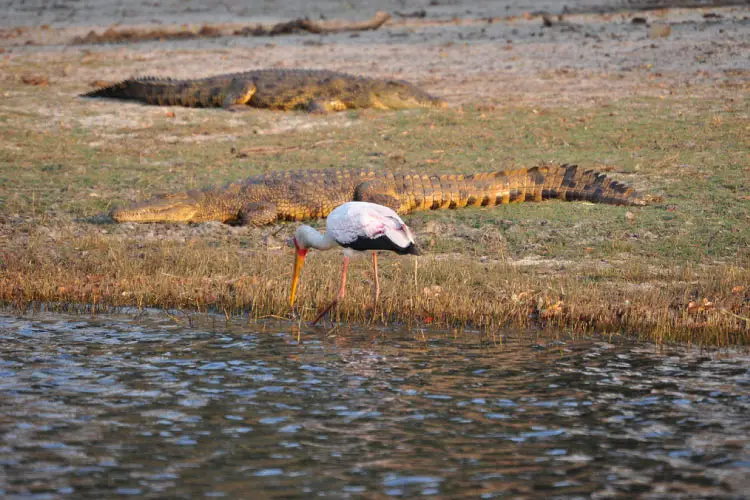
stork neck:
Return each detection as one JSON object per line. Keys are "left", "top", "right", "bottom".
{"left": 295, "top": 225, "right": 338, "bottom": 251}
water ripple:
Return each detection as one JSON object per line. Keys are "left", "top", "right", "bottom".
{"left": 0, "top": 312, "right": 748, "bottom": 498}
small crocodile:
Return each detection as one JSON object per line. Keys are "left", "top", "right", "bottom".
{"left": 82, "top": 69, "right": 446, "bottom": 112}
{"left": 111, "top": 164, "right": 649, "bottom": 225}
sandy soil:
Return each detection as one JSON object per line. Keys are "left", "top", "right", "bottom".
{"left": 0, "top": 2, "right": 747, "bottom": 111}
{"left": 0, "top": 1, "right": 744, "bottom": 27}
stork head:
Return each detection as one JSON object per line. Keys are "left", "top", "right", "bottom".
{"left": 289, "top": 225, "right": 340, "bottom": 308}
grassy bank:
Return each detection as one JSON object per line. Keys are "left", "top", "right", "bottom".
{"left": 1, "top": 70, "right": 748, "bottom": 344}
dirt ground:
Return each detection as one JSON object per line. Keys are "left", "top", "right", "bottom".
{"left": 0, "top": 1, "right": 747, "bottom": 108}
{"left": 0, "top": 0, "right": 744, "bottom": 25}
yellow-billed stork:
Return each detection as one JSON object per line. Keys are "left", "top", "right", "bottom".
{"left": 289, "top": 201, "right": 420, "bottom": 324}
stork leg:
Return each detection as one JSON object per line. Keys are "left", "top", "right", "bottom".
{"left": 372, "top": 251, "right": 380, "bottom": 307}
{"left": 312, "top": 255, "right": 349, "bottom": 325}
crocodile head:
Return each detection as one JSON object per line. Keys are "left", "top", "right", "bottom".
{"left": 110, "top": 191, "right": 204, "bottom": 223}
{"left": 372, "top": 79, "right": 448, "bottom": 109}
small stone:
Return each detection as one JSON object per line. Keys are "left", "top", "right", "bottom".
{"left": 648, "top": 24, "right": 671, "bottom": 39}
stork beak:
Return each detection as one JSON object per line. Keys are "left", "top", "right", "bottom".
{"left": 289, "top": 247, "right": 307, "bottom": 308}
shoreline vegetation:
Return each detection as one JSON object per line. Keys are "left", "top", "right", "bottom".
{"left": 2, "top": 92, "right": 747, "bottom": 346}
{"left": 2, "top": 99, "right": 747, "bottom": 346}
{"left": 1, "top": 6, "right": 748, "bottom": 346}
{"left": 2, "top": 244, "right": 748, "bottom": 346}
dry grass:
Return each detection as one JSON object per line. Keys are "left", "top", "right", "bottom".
{"left": 1, "top": 221, "right": 747, "bottom": 345}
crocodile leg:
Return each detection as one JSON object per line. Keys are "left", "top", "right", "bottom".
{"left": 306, "top": 99, "right": 349, "bottom": 113}
{"left": 221, "top": 78, "right": 257, "bottom": 109}
{"left": 239, "top": 201, "right": 278, "bottom": 225}
{"left": 354, "top": 180, "right": 403, "bottom": 213}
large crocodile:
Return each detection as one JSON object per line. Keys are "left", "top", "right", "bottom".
{"left": 82, "top": 69, "right": 446, "bottom": 112}
{"left": 111, "top": 164, "right": 649, "bottom": 225}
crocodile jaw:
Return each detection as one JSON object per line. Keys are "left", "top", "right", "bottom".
{"left": 377, "top": 93, "right": 447, "bottom": 110}
{"left": 110, "top": 193, "right": 201, "bottom": 223}
{"left": 371, "top": 80, "right": 447, "bottom": 109}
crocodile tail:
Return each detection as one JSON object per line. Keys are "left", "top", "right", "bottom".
{"left": 487, "top": 163, "right": 647, "bottom": 206}
{"left": 403, "top": 163, "right": 646, "bottom": 213}
{"left": 81, "top": 77, "right": 188, "bottom": 106}
{"left": 537, "top": 163, "right": 646, "bottom": 206}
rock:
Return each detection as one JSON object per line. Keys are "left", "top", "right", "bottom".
{"left": 648, "top": 24, "right": 671, "bottom": 39}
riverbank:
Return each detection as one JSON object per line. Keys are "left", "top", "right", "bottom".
{"left": 1, "top": 4, "right": 747, "bottom": 344}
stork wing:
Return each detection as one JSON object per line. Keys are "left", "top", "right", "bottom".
{"left": 362, "top": 207, "right": 415, "bottom": 251}
{"left": 326, "top": 202, "right": 416, "bottom": 253}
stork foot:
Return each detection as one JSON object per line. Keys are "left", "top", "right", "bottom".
{"left": 289, "top": 306, "right": 300, "bottom": 322}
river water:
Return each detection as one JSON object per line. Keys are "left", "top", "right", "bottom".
{"left": 0, "top": 312, "right": 748, "bottom": 498}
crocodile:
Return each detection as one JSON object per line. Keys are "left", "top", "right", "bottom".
{"left": 111, "top": 164, "right": 649, "bottom": 225}
{"left": 82, "top": 69, "right": 446, "bottom": 112}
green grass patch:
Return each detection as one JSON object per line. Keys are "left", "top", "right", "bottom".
{"left": 1, "top": 73, "right": 747, "bottom": 344}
